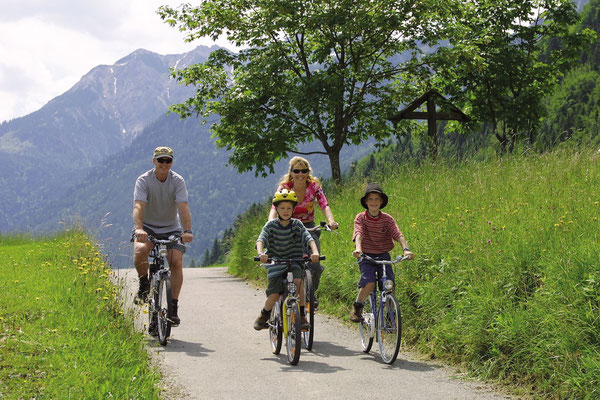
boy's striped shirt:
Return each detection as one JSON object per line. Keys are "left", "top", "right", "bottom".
{"left": 353, "top": 211, "right": 402, "bottom": 254}
{"left": 257, "top": 218, "right": 314, "bottom": 259}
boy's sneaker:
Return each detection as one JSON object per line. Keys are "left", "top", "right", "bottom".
{"left": 135, "top": 278, "right": 150, "bottom": 304}
{"left": 254, "top": 313, "right": 269, "bottom": 330}
{"left": 301, "top": 315, "right": 311, "bottom": 331}
{"left": 349, "top": 302, "right": 364, "bottom": 323}
{"left": 168, "top": 302, "right": 180, "bottom": 327}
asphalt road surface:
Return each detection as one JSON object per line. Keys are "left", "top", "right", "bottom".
{"left": 118, "top": 267, "right": 512, "bottom": 400}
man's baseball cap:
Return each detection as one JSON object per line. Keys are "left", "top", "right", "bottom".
{"left": 153, "top": 146, "right": 174, "bottom": 159}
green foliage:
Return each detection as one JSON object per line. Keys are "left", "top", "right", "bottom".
{"left": 431, "top": 0, "right": 595, "bottom": 152}
{"left": 159, "top": 0, "right": 454, "bottom": 182}
{"left": 0, "top": 230, "right": 162, "bottom": 398}
{"left": 226, "top": 146, "right": 600, "bottom": 398}
{"left": 540, "top": 0, "right": 600, "bottom": 150}
{"left": 540, "top": 64, "right": 600, "bottom": 149}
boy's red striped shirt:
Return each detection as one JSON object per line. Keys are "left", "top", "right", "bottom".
{"left": 353, "top": 211, "right": 402, "bottom": 254}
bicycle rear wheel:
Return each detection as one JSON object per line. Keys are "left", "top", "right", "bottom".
{"left": 269, "top": 299, "right": 283, "bottom": 355}
{"left": 286, "top": 300, "right": 302, "bottom": 365}
{"left": 359, "top": 295, "right": 375, "bottom": 353}
{"left": 378, "top": 294, "right": 401, "bottom": 364}
{"left": 156, "top": 274, "right": 172, "bottom": 346}
{"left": 302, "top": 270, "right": 315, "bottom": 350}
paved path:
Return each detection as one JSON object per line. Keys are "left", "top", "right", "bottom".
{"left": 117, "top": 267, "right": 511, "bottom": 400}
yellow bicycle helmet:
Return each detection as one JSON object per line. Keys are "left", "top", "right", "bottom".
{"left": 272, "top": 189, "right": 298, "bottom": 207}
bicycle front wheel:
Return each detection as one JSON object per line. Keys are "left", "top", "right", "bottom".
{"left": 302, "top": 270, "right": 315, "bottom": 350}
{"left": 156, "top": 275, "right": 172, "bottom": 346}
{"left": 378, "top": 294, "right": 401, "bottom": 364}
{"left": 359, "top": 295, "right": 374, "bottom": 353}
{"left": 286, "top": 300, "right": 302, "bottom": 365}
{"left": 270, "top": 299, "right": 283, "bottom": 355}
{"left": 148, "top": 276, "right": 158, "bottom": 336}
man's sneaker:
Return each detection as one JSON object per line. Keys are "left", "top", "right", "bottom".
{"left": 301, "top": 315, "right": 311, "bottom": 331}
{"left": 313, "top": 297, "right": 319, "bottom": 311}
{"left": 135, "top": 278, "right": 150, "bottom": 304}
{"left": 254, "top": 313, "right": 269, "bottom": 330}
{"left": 168, "top": 303, "right": 180, "bottom": 327}
{"left": 349, "top": 302, "right": 364, "bottom": 323}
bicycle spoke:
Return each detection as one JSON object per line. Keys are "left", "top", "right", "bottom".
{"left": 378, "top": 294, "right": 401, "bottom": 364}
{"left": 286, "top": 301, "right": 302, "bottom": 365}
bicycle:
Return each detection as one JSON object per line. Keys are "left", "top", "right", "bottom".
{"left": 357, "top": 254, "right": 409, "bottom": 364}
{"left": 303, "top": 221, "right": 336, "bottom": 350}
{"left": 254, "top": 255, "right": 325, "bottom": 365}
{"left": 147, "top": 235, "right": 183, "bottom": 346}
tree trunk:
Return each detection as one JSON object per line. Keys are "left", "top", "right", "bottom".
{"left": 328, "top": 150, "right": 342, "bottom": 184}
{"left": 495, "top": 125, "right": 507, "bottom": 153}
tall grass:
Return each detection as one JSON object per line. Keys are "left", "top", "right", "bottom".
{"left": 0, "top": 230, "right": 162, "bottom": 398}
{"left": 228, "top": 147, "right": 600, "bottom": 398}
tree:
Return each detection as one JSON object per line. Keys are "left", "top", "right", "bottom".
{"left": 201, "top": 248, "right": 211, "bottom": 267}
{"left": 429, "top": 0, "right": 595, "bottom": 152}
{"left": 209, "top": 237, "right": 221, "bottom": 265}
{"left": 158, "top": 0, "right": 452, "bottom": 183}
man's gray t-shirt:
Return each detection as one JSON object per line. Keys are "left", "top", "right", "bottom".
{"left": 133, "top": 169, "right": 188, "bottom": 234}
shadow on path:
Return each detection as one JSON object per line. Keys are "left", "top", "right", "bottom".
{"left": 155, "top": 338, "right": 216, "bottom": 358}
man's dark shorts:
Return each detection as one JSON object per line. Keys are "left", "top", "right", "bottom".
{"left": 358, "top": 252, "right": 394, "bottom": 289}
{"left": 131, "top": 227, "right": 186, "bottom": 254}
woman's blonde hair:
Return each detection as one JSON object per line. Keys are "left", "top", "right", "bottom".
{"left": 278, "top": 156, "right": 321, "bottom": 186}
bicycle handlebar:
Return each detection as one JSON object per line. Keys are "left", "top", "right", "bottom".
{"left": 254, "top": 255, "right": 326, "bottom": 263}
{"left": 358, "top": 254, "right": 410, "bottom": 264}
{"left": 148, "top": 235, "right": 183, "bottom": 245}
{"left": 306, "top": 221, "right": 336, "bottom": 233}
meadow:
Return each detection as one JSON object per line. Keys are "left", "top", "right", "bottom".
{"left": 0, "top": 230, "right": 162, "bottom": 398}
{"left": 228, "top": 147, "right": 600, "bottom": 398}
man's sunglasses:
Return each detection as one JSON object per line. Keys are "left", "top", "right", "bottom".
{"left": 157, "top": 158, "right": 173, "bottom": 164}
{"left": 292, "top": 168, "right": 309, "bottom": 174}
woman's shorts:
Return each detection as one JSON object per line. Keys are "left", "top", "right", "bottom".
{"left": 358, "top": 252, "right": 394, "bottom": 289}
{"left": 266, "top": 263, "right": 302, "bottom": 296}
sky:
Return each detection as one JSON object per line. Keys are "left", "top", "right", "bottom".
{"left": 0, "top": 0, "right": 233, "bottom": 123}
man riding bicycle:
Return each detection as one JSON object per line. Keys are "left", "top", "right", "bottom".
{"left": 132, "top": 146, "right": 193, "bottom": 326}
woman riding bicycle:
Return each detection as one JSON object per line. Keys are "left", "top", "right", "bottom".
{"left": 268, "top": 156, "right": 338, "bottom": 305}
{"left": 255, "top": 189, "right": 320, "bottom": 331}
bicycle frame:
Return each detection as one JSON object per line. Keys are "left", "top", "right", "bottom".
{"left": 147, "top": 235, "right": 182, "bottom": 346}
{"left": 255, "top": 255, "right": 324, "bottom": 365}
{"left": 358, "top": 254, "right": 408, "bottom": 364}
{"left": 260, "top": 258, "right": 307, "bottom": 337}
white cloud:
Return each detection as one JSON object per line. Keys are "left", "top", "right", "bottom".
{"left": 0, "top": 0, "right": 230, "bottom": 123}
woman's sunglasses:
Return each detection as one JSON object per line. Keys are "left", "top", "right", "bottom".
{"left": 157, "top": 158, "right": 173, "bottom": 164}
{"left": 292, "top": 168, "right": 309, "bottom": 174}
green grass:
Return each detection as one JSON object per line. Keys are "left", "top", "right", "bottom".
{"left": 0, "top": 230, "right": 162, "bottom": 399}
{"left": 228, "top": 147, "right": 600, "bottom": 398}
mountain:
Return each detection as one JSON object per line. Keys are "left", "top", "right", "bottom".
{"left": 1, "top": 45, "right": 218, "bottom": 229}
{"left": 27, "top": 112, "right": 374, "bottom": 266}
{"left": 1, "top": 43, "right": 373, "bottom": 265}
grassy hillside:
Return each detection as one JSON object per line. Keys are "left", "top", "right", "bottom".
{"left": 227, "top": 147, "right": 600, "bottom": 398}
{"left": 0, "top": 230, "right": 163, "bottom": 398}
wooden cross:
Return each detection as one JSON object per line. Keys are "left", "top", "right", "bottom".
{"left": 389, "top": 89, "right": 470, "bottom": 158}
